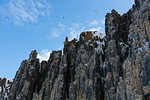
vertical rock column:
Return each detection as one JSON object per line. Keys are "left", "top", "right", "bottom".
{"left": 68, "top": 32, "right": 105, "bottom": 100}
{"left": 104, "top": 9, "right": 123, "bottom": 100}
{"left": 121, "top": 0, "right": 150, "bottom": 99}
{"left": 8, "top": 50, "right": 40, "bottom": 100}
{"left": 32, "top": 50, "right": 62, "bottom": 100}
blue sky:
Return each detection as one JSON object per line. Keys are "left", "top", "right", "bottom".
{"left": 0, "top": 0, "right": 134, "bottom": 79}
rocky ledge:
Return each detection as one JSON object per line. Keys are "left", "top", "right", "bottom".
{"left": 1, "top": 0, "right": 150, "bottom": 100}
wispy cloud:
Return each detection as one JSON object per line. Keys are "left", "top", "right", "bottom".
{"left": 49, "top": 18, "right": 105, "bottom": 40}
{"left": 50, "top": 28, "right": 62, "bottom": 38}
{"left": 57, "top": 21, "right": 104, "bottom": 40}
{"left": 67, "top": 23, "right": 85, "bottom": 40}
{"left": 87, "top": 19, "right": 104, "bottom": 33}
{"left": 49, "top": 23, "right": 84, "bottom": 40}
{"left": 69, "top": 27, "right": 82, "bottom": 40}
{"left": 90, "top": 20, "right": 100, "bottom": 26}
{"left": 100, "top": 19, "right": 105, "bottom": 25}
{"left": 89, "top": 19, "right": 105, "bottom": 26}
{"left": 88, "top": 26, "right": 102, "bottom": 32}
{"left": 37, "top": 49, "right": 51, "bottom": 62}
{"left": 0, "top": 0, "right": 51, "bottom": 25}
{"left": 58, "top": 23, "right": 66, "bottom": 28}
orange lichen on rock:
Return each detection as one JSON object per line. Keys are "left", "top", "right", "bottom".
{"left": 80, "top": 31, "right": 93, "bottom": 40}
{"left": 112, "top": 9, "right": 119, "bottom": 16}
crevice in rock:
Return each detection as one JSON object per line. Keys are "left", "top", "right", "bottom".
{"left": 37, "top": 61, "right": 48, "bottom": 93}
{"left": 42, "top": 88, "right": 45, "bottom": 100}
{"left": 63, "top": 45, "right": 77, "bottom": 99}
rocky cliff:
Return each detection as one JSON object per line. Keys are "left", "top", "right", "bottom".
{"left": 0, "top": 78, "right": 12, "bottom": 100}
{"left": 1, "top": 0, "right": 150, "bottom": 100}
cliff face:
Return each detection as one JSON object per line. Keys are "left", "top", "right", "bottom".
{"left": 104, "top": 0, "right": 150, "bottom": 99}
{"left": 2, "top": 0, "right": 150, "bottom": 100}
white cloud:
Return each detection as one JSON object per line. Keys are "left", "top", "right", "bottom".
{"left": 68, "top": 28, "right": 80, "bottom": 40}
{"left": 50, "top": 19, "right": 104, "bottom": 40}
{"left": 57, "top": 23, "right": 84, "bottom": 40}
{"left": 0, "top": 0, "right": 51, "bottom": 25}
{"left": 89, "top": 19, "right": 105, "bottom": 26}
{"left": 49, "top": 23, "right": 67, "bottom": 38}
{"left": 72, "top": 23, "right": 80, "bottom": 28}
{"left": 69, "top": 31, "right": 79, "bottom": 40}
{"left": 88, "top": 26, "right": 102, "bottom": 32}
{"left": 58, "top": 23, "right": 66, "bottom": 28}
{"left": 90, "top": 20, "right": 100, "bottom": 26}
{"left": 100, "top": 19, "right": 105, "bottom": 25}
{"left": 50, "top": 28, "right": 61, "bottom": 38}
{"left": 37, "top": 49, "right": 51, "bottom": 62}
{"left": 68, "top": 24, "right": 85, "bottom": 41}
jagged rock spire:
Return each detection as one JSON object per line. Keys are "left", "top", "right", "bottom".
{"left": 29, "top": 50, "right": 38, "bottom": 61}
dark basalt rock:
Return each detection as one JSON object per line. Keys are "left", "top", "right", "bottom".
{"left": 0, "top": 0, "right": 149, "bottom": 100}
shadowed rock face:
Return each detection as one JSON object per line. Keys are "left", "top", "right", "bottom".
{"left": 8, "top": 50, "right": 40, "bottom": 100}
{"left": 0, "top": 0, "right": 149, "bottom": 100}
